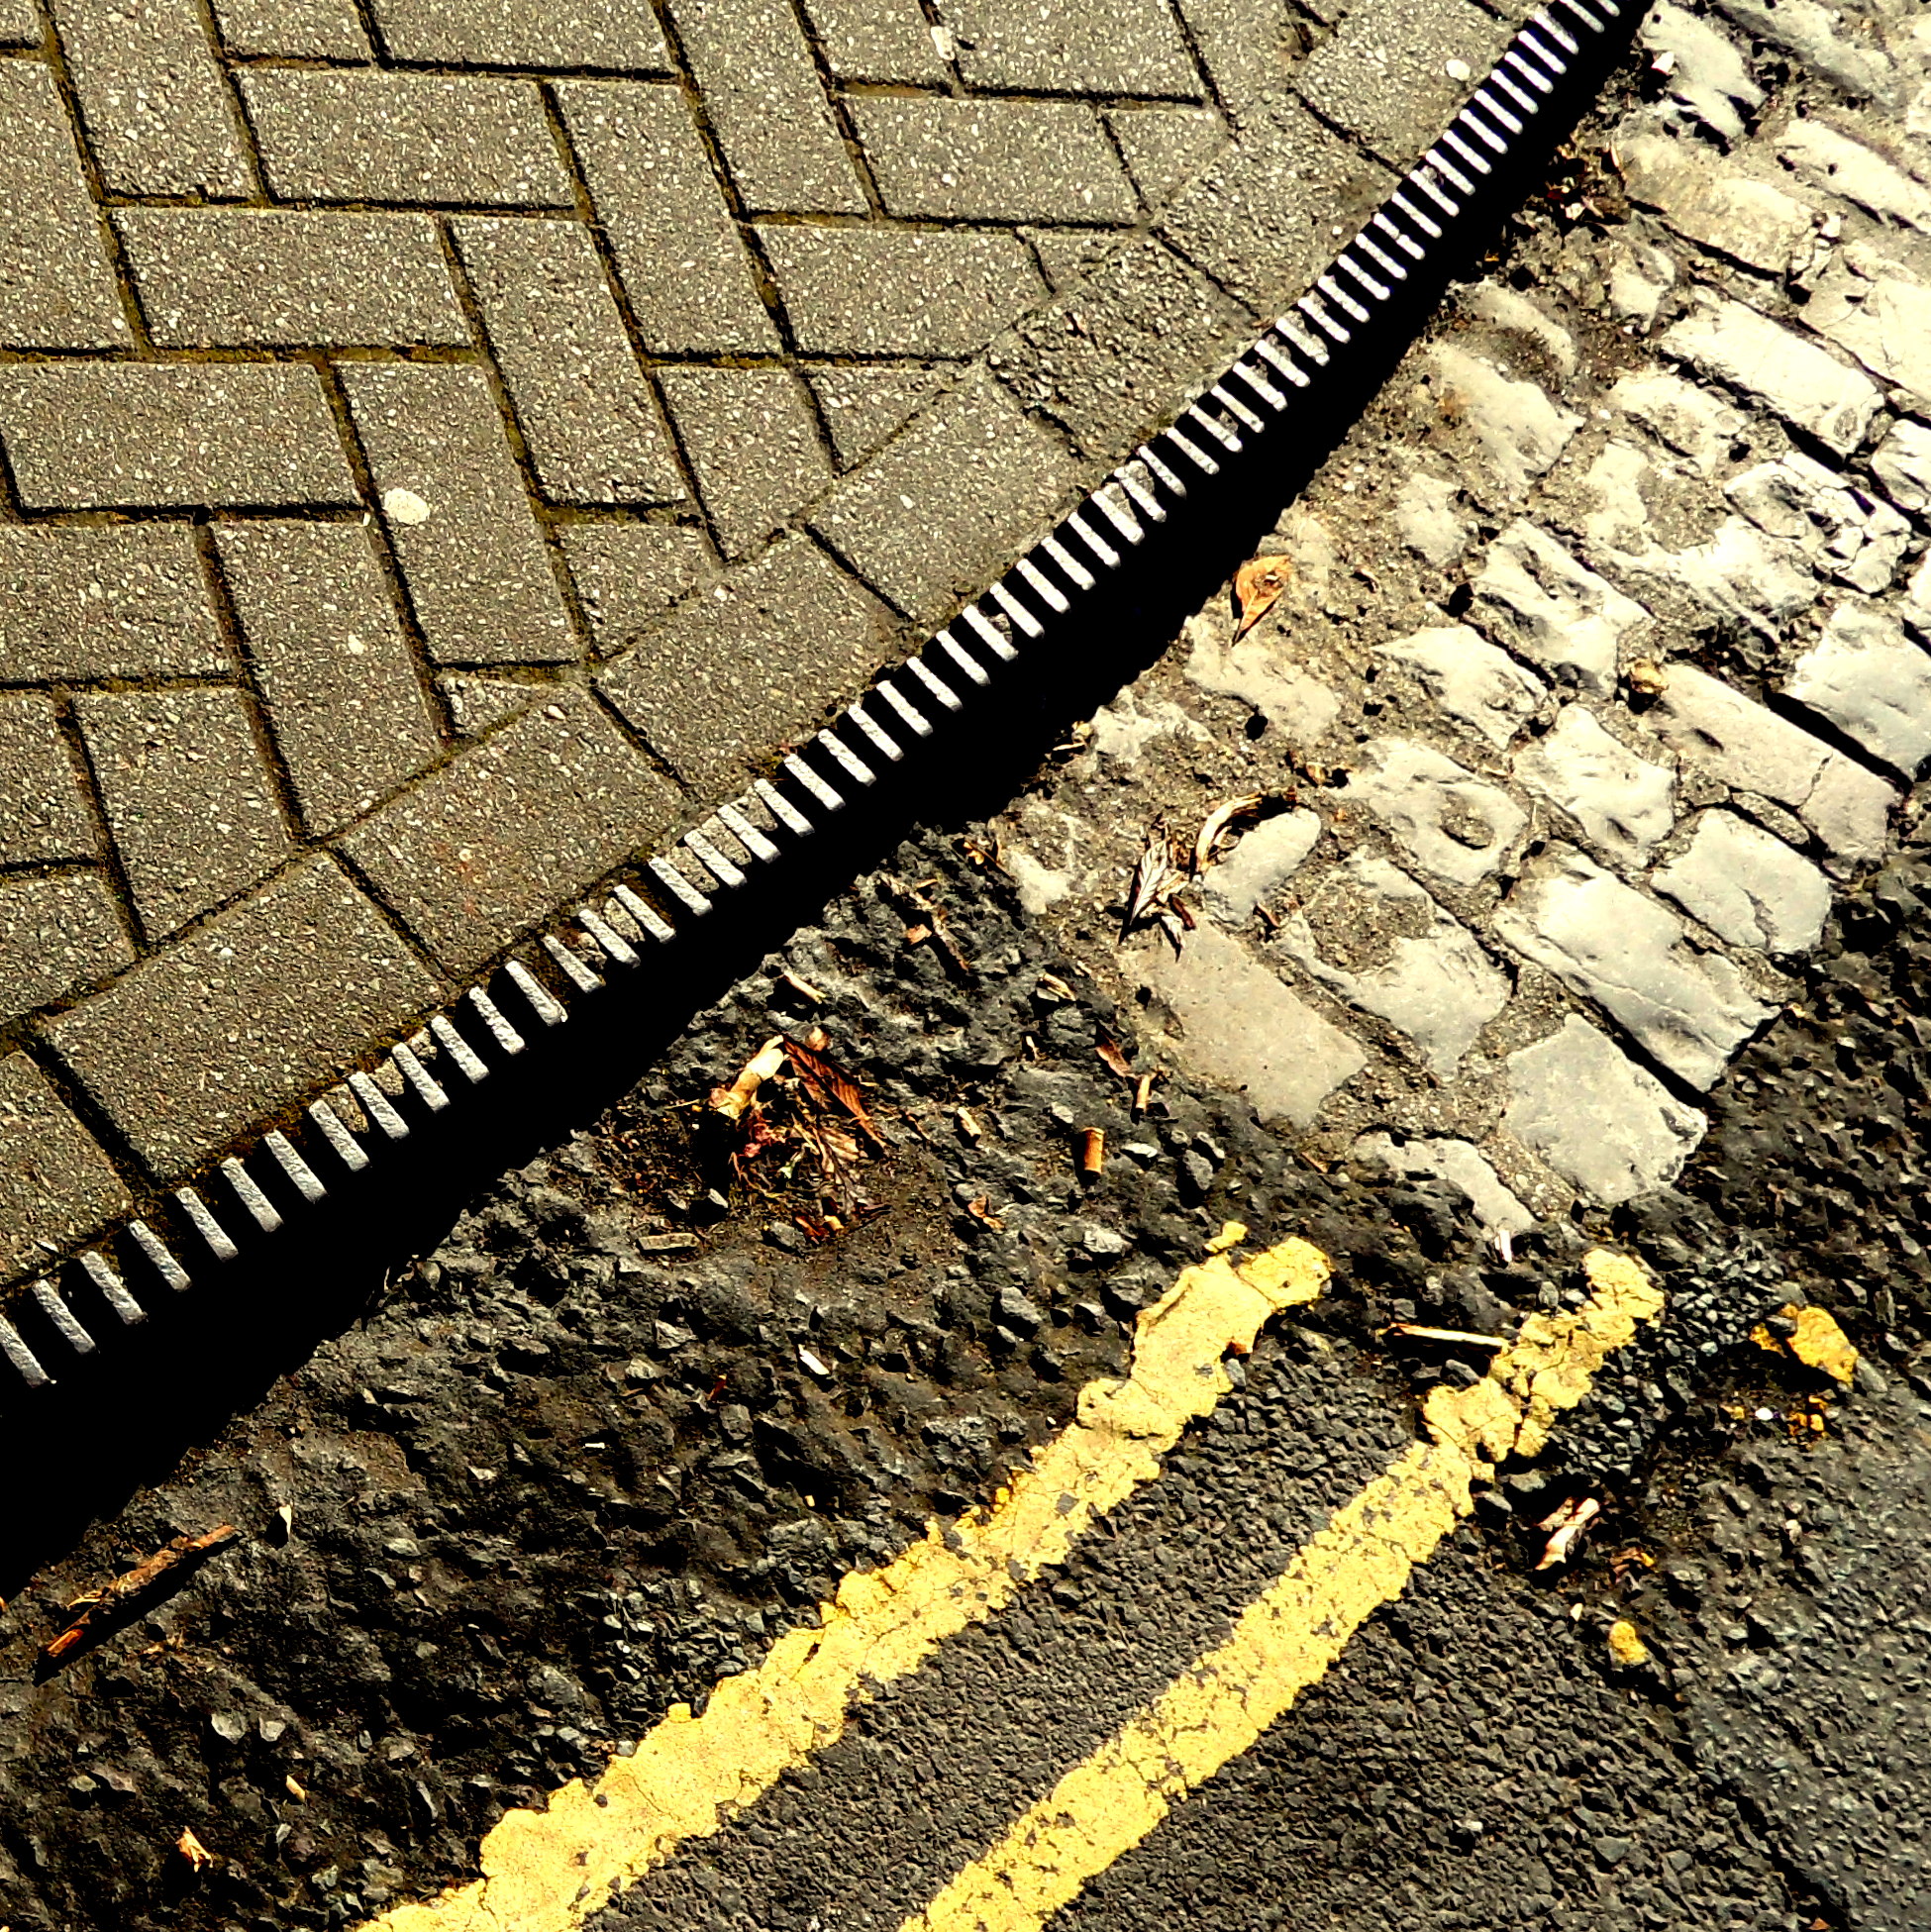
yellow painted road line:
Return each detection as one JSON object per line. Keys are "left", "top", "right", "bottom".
{"left": 365, "top": 1229, "right": 1330, "bottom": 1932}
{"left": 900, "top": 1250, "right": 1664, "bottom": 1932}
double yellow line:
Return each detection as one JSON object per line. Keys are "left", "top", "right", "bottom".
{"left": 365, "top": 1235, "right": 1661, "bottom": 1932}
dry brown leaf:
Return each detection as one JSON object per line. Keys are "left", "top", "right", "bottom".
{"left": 1234, "top": 556, "right": 1294, "bottom": 638}
{"left": 965, "top": 1195, "right": 1005, "bottom": 1230}
{"left": 176, "top": 1828, "right": 216, "bottom": 1872}
{"left": 1122, "top": 826, "right": 1179, "bottom": 937}
{"left": 785, "top": 1035, "right": 885, "bottom": 1150}
{"left": 1036, "top": 971, "right": 1076, "bottom": 1003}
{"left": 40, "top": 1527, "right": 239, "bottom": 1673}
{"left": 709, "top": 1036, "right": 786, "bottom": 1125}
{"left": 1192, "top": 792, "right": 1265, "bottom": 874}
{"left": 1095, "top": 1038, "right": 1134, "bottom": 1081}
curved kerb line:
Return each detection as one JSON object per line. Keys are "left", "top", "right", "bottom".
{"left": 0, "top": 0, "right": 1626, "bottom": 1395}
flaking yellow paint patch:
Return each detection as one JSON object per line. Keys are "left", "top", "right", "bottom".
{"left": 361, "top": 1229, "right": 1329, "bottom": 1932}
{"left": 901, "top": 1247, "right": 1663, "bottom": 1932}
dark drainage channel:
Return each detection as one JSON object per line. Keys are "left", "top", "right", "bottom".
{"left": 0, "top": 0, "right": 1642, "bottom": 1585}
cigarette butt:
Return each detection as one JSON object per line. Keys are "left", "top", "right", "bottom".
{"left": 1079, "top": 1127, "right": 1105, "bottom": 1174}
{"left": 1133, "top": 1072, "right": 1154, "bottom": 1116}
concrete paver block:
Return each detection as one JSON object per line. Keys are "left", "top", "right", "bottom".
{"left": 938, "top": 0, "right": 1198, "bottom": 95}
{"left": 369, "top": 0, "right": 669, "bottom": 67}
{"left": 1296, "top": 0, "right": 1509, "bottom": 158}
{"left": 661, "top": 366, "right": 835, "bottom": 559}
{"left": 802, "top": 0, "right": 948, "bottom": 83}
{"left": 0, "top": 874, "right": 134, "bottom": 1026}
{"left": 0, "top": 693, "right": 97, "bottom": 866}
{"left": 561, "top": 525, "right": 717, "bottom": 654}
{"left": 0, "top": 1053, "right": 130, "bottom": 1283}
{"left": 213, "top": 0, "right": 367, "bottom": 57}
{"left": 49, "top": 856, "right": 441, "bottom": 1178}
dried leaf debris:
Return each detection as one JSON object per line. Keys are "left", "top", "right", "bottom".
{"left": 40, "top": 1525, "right": 240, "bottom": 1675}
{"left": 1233, "top": 556, "right": 1293, "bottom": 638}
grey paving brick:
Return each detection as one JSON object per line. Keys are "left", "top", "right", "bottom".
{"left": 0, "top": 363, "right": 356, "bottom": 511}
{"left": 597, "top": 534, "right": 900, "bottom": 787}
{"left": 850, "top": 97, "right": 1138, "bottom": 225}
{"left": 0, "top": 875, "right": 133, "bottom": 1025}
{"left": 0, "top": 1052, "right": 131, "bottom": 1286}
{"left": 77, "top": 686, "right": 294, "bottom": 942}
{"left": 48, "top": 855, "right": 441, "bottom": 1177}
{"left": 340, "top": 689, "right": 679, "bottom": 973}
{"left": 1107, "top": 105, "right": 1225, "bottom": 207}
{"left": 557, "top": 81, "right": 777, "bottom": 356}
{"left": 1174, "top": 0, "right": 1307, "bottom": 124}
{"left": 0, "top": 63, "right": 129, "bottom": 352}
{"left": 800, "top": 0, "right": 947, "bottom": 83}
{"left": 0, "top": 695, "right": 95, "bottom": 866}
{"left": 561, "top": 523, "right": 716, "bottom": 653}
{"left": 810, "top": 366, "right": 1073, "bottom": 624}
{"left": 341, "top": 361, "right": 574, "bottom": 666}
{"left": 0, "top": 526, "right": 223, "bottom": 682}
{"left": 369, "top": 0, "right": 670, "bottom": 69}
{"left": 1160, "top": 92, "right": 1392, "bottom": 317}
{"left": 454, "top": 217, "right": 684, "bottom": 507}
{"left": 51, "top": 0, "right": 253, "bottom": 196}
{"left": 990, "top": 234, "right": 1249, "bottom": 458}
{"left": 760, "top": 226, "right": 1045, "bottom": 358}
{"left": 660, "top": 366, "right": 834, "bottom": 559}
{"left": 1295, "top": 0, "right": 1509, "bottom": 162}
{"left": 241, "top": 69, "right": 573, "bottom": 206}
{"left": 667, "top": 0, "right": 864, "bottom": 215}
{"left": 806, "top": 365, "right": 943, "bottom": 469}
{"left": 213, "top": 0, "right": 368, "bottom": 57}
{"left": 217, "top": 522, "right": 445, "bottom": 839}
{"left": 117, "top": 210, "right": 466, "bottom": 349}
{"left": 937, "top": 0, "right": 1199, "bottom": 96}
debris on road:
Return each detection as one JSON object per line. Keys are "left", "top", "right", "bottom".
{"left": 174, "top": 1829, "right": 216, "bottom": 1875}
{"left": 1233, "top": 556, "right": 1293, "bottom": 638}
{"left": 1534, "top": 1496, "right": 1601, "bottom": 1571}
{"left": 1078, "top": 1128, "right": 1106, "bottom": 1176}
{"left": 1607, "top": 1619, "right": 1651, "bottom": 1668}
{"left": 1750, "top": 1305, "right": 1859, "bottom": 1386}
{"left": 38, "top": 1525, "right": 240, "bottom": 1675}
{"left": 1383, "top": 1323, "right": 1508, "bottom": 1350}
{"left": 1121, "top": 826, "right": 1193, "bottom": 951}
{"left": 1191, "top": 792, "right": 1266, "bottom": 875}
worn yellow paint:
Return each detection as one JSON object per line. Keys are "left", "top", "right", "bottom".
{"left": 360, "top": 1228, "right": 1329, "bottom": 1932}
{"left": 900, "top": 1247, "right": 1662, "bottom": 1932}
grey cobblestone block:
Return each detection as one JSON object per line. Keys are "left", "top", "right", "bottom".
{"left": 1618, "top": 130, "right": 1819, "bottom": 279}
{"left": 850, "top": 98, "right": 1137, "bottom": 225}
{"left": 77, "top": 686, "right": 293, "bottom": 941}
{"left": 212, "top": 0, "right": 368, "bottom": 57}
{"left": 51, "top": 0, "right": 253, "bottom": 197}
{"left": 456, "top": 217, "right": 684, "bottom": 506}
{"left": 0, "top": 63, "right": 129, "bottom": 352}
{"left": 668, "top": 0, "right": 864, "bottom": 215}
{"left": 1496, "top": 845, "right": 1775, "bottom": 1090}
{"left": 241, "top": 69, "right": 573, "bottom": 207}
{"left": 1807, "top": 251, "right": 1931, "bottom": 413}
{"left": 1872, "top": 417, "right": 1931, "bottom": 514}
{"left": 1160, "top": 92, "right": 1390, "bottom": 317}
{"left": 0, "top": 694, "right": 95, "bottom": 865}
{"left": 1784, "top": 598, "right": 1931, "bottom": 775}
{"left": 47, "top": 855, "right": 441, "bottom": 1177}
{"left": 800, "top": 0, "right": 947, "bottom": 83}
{"left": 340, "top": 690, "right": 679, "bottom": 973}
{"left": 1107, "top": 105, "right": 1225, "bottom": 207}
{"left": 557, "top": 81, "right": 777, "bottom": 356}
{"left": 1514, "top": 703, "right": 1677, "bottom": 864}
{"left": 342, "top": 361, "right": 574, "bottom": 665}
{"left": 117, "top": 209, "right": 466, "bottom": 349}
{"left": 991, "top": 235, "right": 1248, "bottom": 458}
{"left": 1295, "top": 0, "right": 1508, "bottom": 161}
{"left": 1355, "top": 1133, "right": 1534, "bottom": 1235}
{"left": 1203, "top": 806, "right": 1319, "bottom": 924}
{"left": 1469, "top": 519, "right": 1649, "bottom": 699}
{"left": 1726, "top": 451, "right": 1908, "bottom": 595}
{"left": 759, "top": 226, "right": 1045, "bottom": 359}
{"left": 561, "top": 523, "right": 716, "bottom": 653}
{"left": 1503, "top": 1013, "right": 1704, "bottom": 1204}
{"left": 369, "top": 0, "right": 670, "bottom": 69}
{"left": 0, "top": 875, "right": 133, "bottom": 1025}
{"left": 660, "top": 365, "right": 834, "bottom": 559}
{"left": 0, "top": 363, "right": 356, "bottom": 510}
{"left": 1373, "top": 621, "right": 1545, "bottom": 750}
{"left": 217, "top": 522, "right": 445, "bottom": 838}
{"left": 807, "top": 365, "right": 942, "bottom": 469}
{"left": 0, "top": 526, "right": 223, "bottom": 681}
{"left": 1661, "top": 294, "right": 1881, "bottom": 458}
{"left": 937, "top": 0, "right": 1199, "bottom": 97}
{"left": 1348, "top": 737, "right": 1526, "bottom": 888}
{"left": 1142, "top": 920, "right": 1365, "bottom": 1127}
{"left": 1651, "top": 809, "right": 1831, "bottom": 958}
{"left": 596, "top": 534, "right": 900, "bottom": 787}
{"left": 0, "top": 1052, "right": 130, "bottom": 1286}
{"left": 810, "top": 366, "right": 1073, "bottom": 624}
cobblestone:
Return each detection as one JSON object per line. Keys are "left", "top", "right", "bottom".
{"left": 0, "top": 1052, "right": 130, "bottom": 1282}
{"left": 48, "top": 856, "right": 440, "bottom": 1177}
{"left": 342, "top": 361, "right": 575, "bottom": 664}
{"left": 0, "top": 363, "right": 356, "bottom": 511}
{"left": 1783, "top": 599, "right": 1931, "bottom": 777}
{"left": 0, "top": 526, "right": 223, "bottom": 682}
{"left": 455, "top": 216, "right": 685, "bottom": 507}
{"left": 117, "top": 209, "right": 467, "bottom": 349}
{"left": 1372, "top": 622, "right": 1545, "bottom": 750}
{"left": 51, "top": 0, "right": 252, "bottom": 197}
{"left": 217, "top": 522, "right": 445, "bottom": 839}
{"left": 660, "top": 365, "right": 835, "bottom": 559}
{"left": 0, "top": 62, "right": 129, "bottom": 351}
{"left": 1346, "top": 738, "right": 1526, "bottom": 889}
{"left": 1650, "top": 809, "right": 1831, "bottom": 957}
{"left": 340, "top": 691, "right": 678, "bottom": 974}
{"left": 241, "top": 69, "right": 574, "bottom": 206}
{"left": 1469, "top": 518, "right": 1650, "bottom": 698}
{"left": 1513, "top": 703, "right": 1676, "bottom": 865}
{"left": 597, "top": 535, "right": 900, "bottom": 786}
{"left": 76, "top": 687, "right": 293, "bottom": 943}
